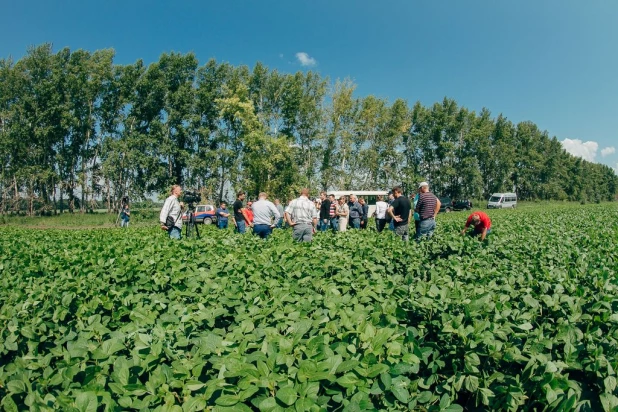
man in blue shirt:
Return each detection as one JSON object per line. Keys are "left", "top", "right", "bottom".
{"left": 348, "top": 194, "right": 363, "bottom": 229}
{"left": 216, "top": 202, "right": 230, "bottom": 229}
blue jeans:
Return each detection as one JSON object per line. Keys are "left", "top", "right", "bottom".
{"left": 394, "top": 223, "right": 410, "bottom": 241}
{"left": 416, "top": 218, "right": 436, "bottom": 242}
{"left": 236, "top": 220, "right": 246, "bottom": 234}
{"left": 121, "top": 219, "right": 129, "bottom": 228}
{"left": 330, "top": 217, "right": 339, "bottom": 232}
{"left": 253, "top": 224, "right": 272, "bottom": 239}
{"left": 275, "top": 218, "right": 284, "bottom": 228}
{"left": 218, "top": 220, "right": 228, "bottom": 229}
{"left": 168, "top": 226, "right": 181, "bottom": 239}
{"left": 389, "top": 220, "right": 395, "bottom": 231}
{"left": 319, "top": 219, "right": 330, "bottom": 232}
{"left": 350, "top": 217, "right": 361, "bottom": 229}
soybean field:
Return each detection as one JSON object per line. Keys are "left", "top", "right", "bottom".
{"left": 1, "top": 204, "right": 617, "bottom": 411}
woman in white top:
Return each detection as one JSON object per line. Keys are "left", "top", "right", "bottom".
{"left": 374, "top": 195, "right": 389, "bottom": 233}
{"left": 336, "top": 196, "right": 349, "bottom": 232}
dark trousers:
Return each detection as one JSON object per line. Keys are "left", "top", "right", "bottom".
{"left": 253, "top": 224, "right": 272, "bottom": 239}
{"left": 376, "top": 219, "right": 386, "bottom": 233}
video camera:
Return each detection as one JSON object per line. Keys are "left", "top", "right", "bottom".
{"left": 183, "top": 190, "right": 201, "bottom": 206}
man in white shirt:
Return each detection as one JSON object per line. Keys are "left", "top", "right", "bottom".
{"left": 374, "top": 195, "right": 389, "bottom": 232}
{"left": 285, "top": 188, "right": 318, "bottom": 242}
{"left": 160, "top": 185, "right": 183, "bottom": 239}
{"left": 251, "top": 192, "right": 281, "bottom": 239}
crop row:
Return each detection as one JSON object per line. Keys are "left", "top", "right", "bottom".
{"left": 1, "top": 204, "right": 617, "bottom": 411}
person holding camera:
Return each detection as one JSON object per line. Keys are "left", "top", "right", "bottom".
{"left": 120, "top": 203, "right": 130, "bottom": 228}
{"left": 160, "top": 185, "right": 183, "bottom": 239}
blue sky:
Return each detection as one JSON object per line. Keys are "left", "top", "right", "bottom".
{"left": 3, "top": 0, "right": 617, "bottom": 171}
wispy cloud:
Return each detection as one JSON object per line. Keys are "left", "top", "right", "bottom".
{"left": 295, "top": 52, "right": 317, "bottom": 67}
{"left": 601, "top": 146, "right": 615, "bottom": 157}
{"left": 561, "top": 138, "right": 598, "bottom": 162}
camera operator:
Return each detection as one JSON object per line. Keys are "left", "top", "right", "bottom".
{"left": 120, "top": 202, "right": 130, "bottom": 228}
{"left": 160, "top": 185, "right": 183, "bottom": 239}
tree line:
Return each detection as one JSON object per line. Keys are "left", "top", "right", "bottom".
{"left": 0, "top": 44, "right": 616, "bottom": 214}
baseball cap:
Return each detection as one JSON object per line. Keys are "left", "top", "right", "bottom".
{"left": 418, "top": 181, "right": 429, "bottom": 188}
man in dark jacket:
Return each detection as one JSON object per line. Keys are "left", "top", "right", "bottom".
{"left": 359, "top": 197, "right": 369, "bottom": 229}
{"left": 348, "top": 194, "right": 363, "bottom": 229}
{"left": 318, "top": 191, "right": 331, "bottom": 232}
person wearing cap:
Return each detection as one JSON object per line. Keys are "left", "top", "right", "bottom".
{"left": 251, "top": 192, "right": 280, "bottom": 239}
{"left": 461, "top": 211, "right": 492, "bottom": 241}
{"left": 387, "top": 186, "right": 412, "bottom": 241}
{"left": 285, "top": 188, "right": 319, "bottom": 242}
{"left": 414, "top": 181, "right": 441, "bottom": 241}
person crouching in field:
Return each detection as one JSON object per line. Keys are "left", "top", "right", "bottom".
{"left": 461, "top": 211, "right": 492, "bottom": 241}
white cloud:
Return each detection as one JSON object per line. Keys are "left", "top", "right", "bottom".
{"left": 601, "top": 146, "right": 616, "bottom": 157}
{"left": 295, "top": 52, "right": 317, "bottom": 67}
{"left": 561, "top": 138, "right": 598, "bottom": 162}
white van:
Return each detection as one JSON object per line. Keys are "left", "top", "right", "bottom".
{"left": 487, "top": 193, "right": 517, "bottom": 209}
{"left": 328, "top": 190, "right": 389, "bottom": 217}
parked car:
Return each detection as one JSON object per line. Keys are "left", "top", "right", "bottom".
{"left": 453, "top": 199, "right": 473, "bottom": 211}
{"left": 182, "top": 204, "right": 217, "bottom": 224}
{"left": 438, "top": 197, "right": 453, "bottom": 213}
{"left": 487, "top": 193, "right": 517, "bottom": 209}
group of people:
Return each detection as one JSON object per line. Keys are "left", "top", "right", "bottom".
{"left": 159, "top": 183, "right": 492, "bottom": 242}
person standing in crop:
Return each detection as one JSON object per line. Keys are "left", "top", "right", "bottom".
{"left": 415, "top": 182, "right": 440, "bottom": 241}
{"left": 359, "top": 197, "right": 369, "bottom": 229}
{"left": 251, "top": 192, "right": 280, "bottom": 239}
{"left": 374, "top": 195, "right": 388, "bottom": 232}
{"left": 274, "top": 199, "right": 285, "bottom": 228}
{"left": 216, "top": 202, "right": 230, "bottom": 230}
{"left": 232, "top": 191, "right": 249, "bottom": 234}
{"left": 461, "top": 211, "right": 492, "bottom": 241}
{"left": 318, "top": 191, "right": 331, "bottom": 232}
{"left": 348, "top": 194, "right": 363, "bottom": 229}
{"left": 285, "top": 188, "right": 318, "bottom": 242}
{"left": 336, "top": 196, "right": 349, "bottom": 232}
{"left": 386, "top": 192, "right": 395, "bottom": 231}
{"left": 120, "top": 203, "right": 130, "bottom": 228}
{"left": 328, "top": 194, "right": 339, "bottom": 232}
{"left": 160, "top": 185, "right": 183, "bottom": 239}
{"left": 388, "top": 186, "right": 412, "bottom": 241}
{"left": 245, "top": 201, "right": 255, "bottom": 227}
{"left": 412, "top": 187, "right": 422, "bottom": 239}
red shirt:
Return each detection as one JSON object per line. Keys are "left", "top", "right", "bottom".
{"left": 465, "top": 211, "right": 491, "bottom": 230}
{"left": 245, "top": 209, "right": 254, "bottom": 224}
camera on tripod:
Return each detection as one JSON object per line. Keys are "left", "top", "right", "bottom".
{"left": 183, "top": 190, "right": 201, "bottom": 208}
{"left": 182, "top": 190, "right": 202, "bottom": 239}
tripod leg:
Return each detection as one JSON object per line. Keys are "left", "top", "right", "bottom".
{"left": 194, "top": 217, "right": 201, "bottom": 239}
